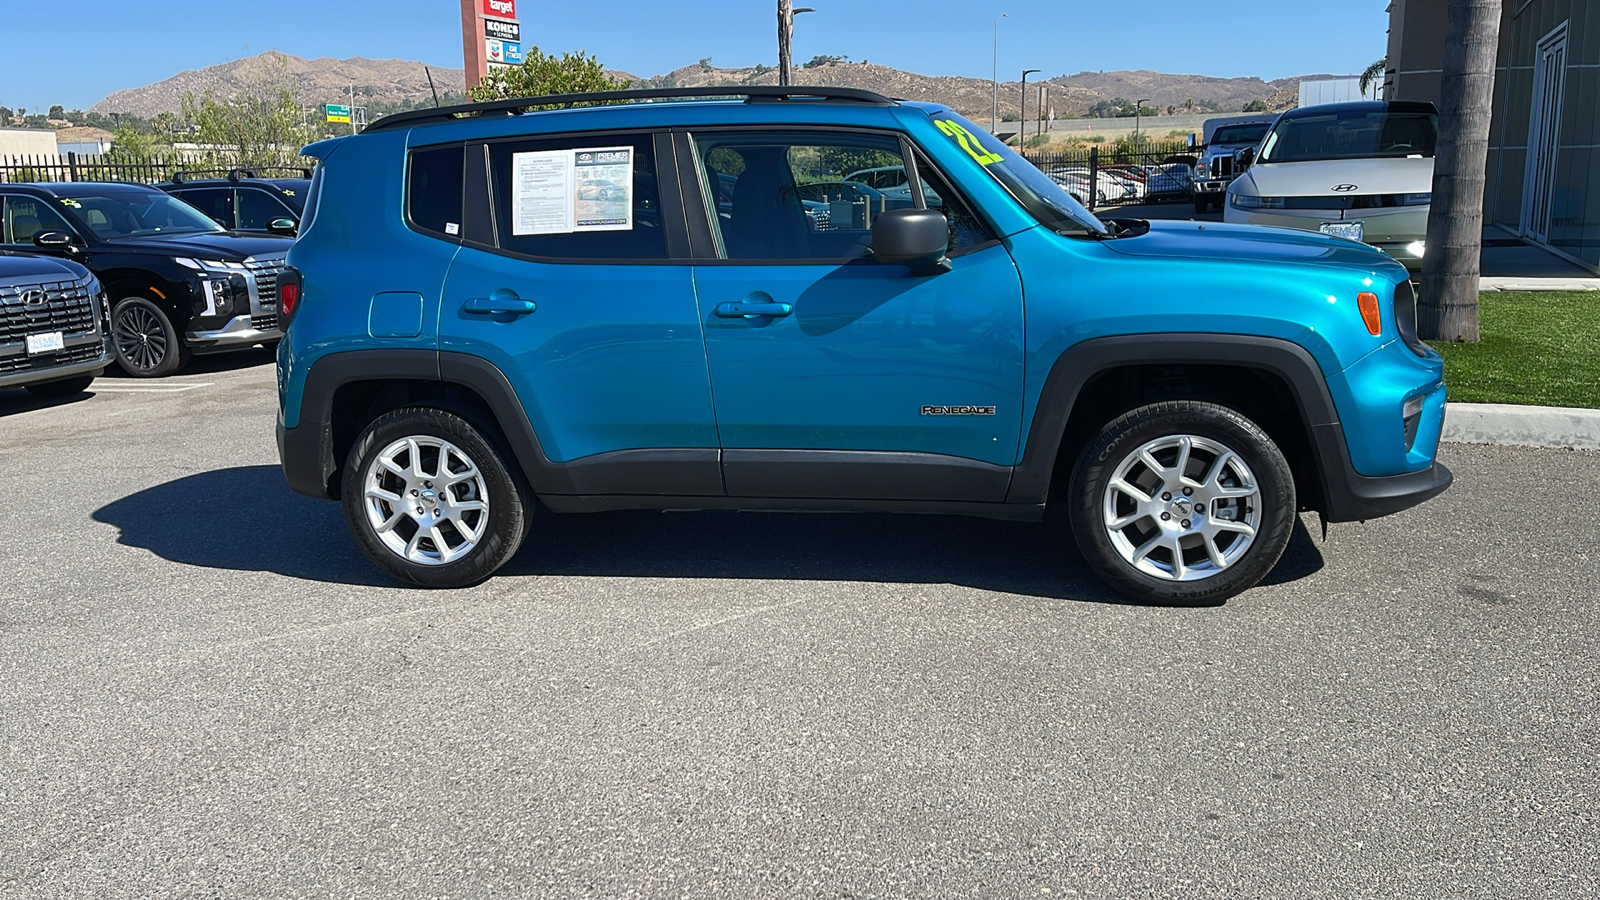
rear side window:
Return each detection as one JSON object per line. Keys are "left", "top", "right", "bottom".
{"left": 408, "top": 145, "right": 465, "bottom": 238}
{"left": 237, "top": 189, "right": 294, "bottom": 230}
{"left": 485, "top": 133, "right": 665, "bottom": 260}
{"left": 175, "top": 188, "right": 233, "bottom": 228}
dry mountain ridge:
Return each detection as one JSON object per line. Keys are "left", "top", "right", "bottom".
{"left": 94, "top": 52, "right": 1315, "bottom": 122}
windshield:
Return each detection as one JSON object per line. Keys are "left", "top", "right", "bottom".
{"left": 1210, "top": 123, "right": 1271, "bottom": 145}
{"left": 58, "top": 190, "right": 225, "bottom": 239}
{"left": 929, "top": 111, "right": 1107, "bottom": 236}
{"left": 1259, "top": 107, "right": 1438, "bottom": 163}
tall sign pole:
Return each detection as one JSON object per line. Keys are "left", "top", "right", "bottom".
{"left": 463, "top": 0, "right": 523, "bottom": 92}
{"left": 461, "top": 0, "right": 487, "bottom": 91}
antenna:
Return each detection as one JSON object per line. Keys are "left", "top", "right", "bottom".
{"left": 425, "top": 66, "right": 440, "bottom": 107}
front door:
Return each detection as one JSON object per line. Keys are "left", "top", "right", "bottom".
{"left": 687, "top": 129, "right": 1025, "bottom": 502}
{"left": 1523, "top": 22, "right": 1568, "bottom": 244}
{"left": 438, "top": 132, "right": 722, "bottom": 496}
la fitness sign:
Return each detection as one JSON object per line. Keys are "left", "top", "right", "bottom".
{"left": 481, "top": 0, "right": 515, "bottom": 18}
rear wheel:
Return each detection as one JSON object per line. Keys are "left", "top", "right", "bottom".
{"left": 24, "top": 375, "right": 94, "bottom": 397}
{"left": 1068, "top": 401, "right": 1296, "bottom": 604}
{"left": 113, "top": 297, "right": 187, "bottom": 377}
{"left": 341, "top": 407, "right": 529, "bottom": 588}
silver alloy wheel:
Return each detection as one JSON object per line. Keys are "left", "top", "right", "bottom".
{"left": 1101, "top": 434, "right": 1262, "bottom": 582}
{"left": 362, "top": 436, "right": 490, "bottom": 566}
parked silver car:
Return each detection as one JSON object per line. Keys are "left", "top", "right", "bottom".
{"left": 1224, "top": 101, "right": 1437, "bottom": 272}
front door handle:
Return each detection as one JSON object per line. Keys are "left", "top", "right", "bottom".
{"left": 714, "top": 300, "right": 793, "bottom": 318}
{"left": 464, "top": 288, "right": 535, "bottom": 315}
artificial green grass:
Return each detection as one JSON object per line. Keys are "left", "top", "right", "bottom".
{"left": 1427, "top": 291, "right": 1600, "bottom": 408}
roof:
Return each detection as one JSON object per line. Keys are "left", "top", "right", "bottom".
{"left": 1284, "top": 99, "right": 1438, "bottom": 116}
{"left": 13, "top": 182, "right": 164, "bottom": 196}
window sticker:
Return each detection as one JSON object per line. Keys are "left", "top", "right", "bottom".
{"left": 511, "top": 146, "right": 634, "bottom": 235}
{"left": 935, "top": 120, "right": 1004, "bottom": 166}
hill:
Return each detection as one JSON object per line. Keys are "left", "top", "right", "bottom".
{"left": 91, "top": 52, "right": 1312, "bottom": 123}
{"left": 92, "top": 52, "right": 467, "bottom": 118}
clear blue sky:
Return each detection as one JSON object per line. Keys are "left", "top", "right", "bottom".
{"left": 2, "top": 0, "right": 1390, "bottom": 113}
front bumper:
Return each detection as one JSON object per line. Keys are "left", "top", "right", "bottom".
{"left": 1317, "top": 446, "right": 1453, "bottom": 523}
{"left": 187, "top": 314, "right": 283, "bottom": 354}
{"left": 0, "top": 335, "right": 111, "bottom": 390}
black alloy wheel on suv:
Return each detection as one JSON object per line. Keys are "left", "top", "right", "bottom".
{"left": 0, "top": 182, "right": 293, "bottom": 377}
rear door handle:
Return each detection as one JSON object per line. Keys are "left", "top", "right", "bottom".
{"left": 464, "top": 288, "right": 535, "bottom": 315}
{"left": 714, "top": 300, "right": 793, "bottom": 318}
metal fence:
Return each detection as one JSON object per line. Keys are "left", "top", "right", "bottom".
{"left": 0, "top": 153, "right": 193, "bottom": 185}
{"left": 1021, "top": 142, "right": 1203, "bottom": 212}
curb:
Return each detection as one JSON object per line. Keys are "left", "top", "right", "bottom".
{"left": 1443, "top": 402, "right": 1600, "bottom": 450}
{"left": 1480, "top": 277, "right": 1600, "bottom": 292}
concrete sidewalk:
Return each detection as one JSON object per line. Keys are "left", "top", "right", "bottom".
{"left": 1479, "top": 228, "right": 1600, "bottom": 291}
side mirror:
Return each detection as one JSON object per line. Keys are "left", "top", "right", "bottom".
{"left": 33, "top": 230, "right": 83, "bottom": 257}
{"left": 1237, "top": 147, "right": 1256, "bottom": 169}
{"left": 267, "top": 217, "right": 299, "bottom": 236}
{"left": 871, "top": 208, "right": 950, "bottom": 276}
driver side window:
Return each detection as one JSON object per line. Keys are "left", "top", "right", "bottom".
{"left": 693, "top": 130, "right": 913, "bottom": 261}
{"left": 1, "top": 195, "right": 75, "bottom": 245}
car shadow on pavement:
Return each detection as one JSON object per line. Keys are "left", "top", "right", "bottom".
{"left": 93, "top": 466, "right": 1325, "bottom": 603}
{"left": 92, "top": 465, "right": 391, "bottom": 587}
{"left": 0, "top": 387, "right": 97, "bottom": 417}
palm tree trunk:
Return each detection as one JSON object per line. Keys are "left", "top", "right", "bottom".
{"left": 1418, "top": 0, "right": 1503, "bottom": 342}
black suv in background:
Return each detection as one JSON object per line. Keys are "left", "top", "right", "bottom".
{"left": 0, "top": 251, "right": 112, "bottom": 397}
{"left": 156, "top": 168, "right": 311, "bottom": 235}
{"left": 1, "top": 182, "right": 292, "bottom": 376}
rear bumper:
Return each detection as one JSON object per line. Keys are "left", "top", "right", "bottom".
{"left": 278, "top": 419, "right": 333, "bottom": 498}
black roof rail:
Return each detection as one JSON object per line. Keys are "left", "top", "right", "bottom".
{"left": 364, "top": 85, "right": 896, "bottom": 133}
{"left": 168, "top": 165, "right": 314, "bottom": 184}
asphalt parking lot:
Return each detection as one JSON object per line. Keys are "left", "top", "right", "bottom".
{"left": 2, "top": 354, "right": 1596, "bottom": 898}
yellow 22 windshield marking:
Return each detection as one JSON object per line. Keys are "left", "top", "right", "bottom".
{"left": 936, "top": 120, "right": 1004, "bottom": 166}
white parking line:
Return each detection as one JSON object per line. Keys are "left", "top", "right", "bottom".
{"left": 92, "top": 382, "right": 214, "bottom": 393}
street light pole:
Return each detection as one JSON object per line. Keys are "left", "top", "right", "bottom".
{"left": 1020, "top": 69, "right": 1040, "bottom": 146}
{"left": 991, "top": 13, "right": 1007, "bottom": 133}
{"left": 778, "top": 2, "right": 816, "bottom": 87}
{"left": 1135, "top": 97, "right": 1151, "bottom": 143}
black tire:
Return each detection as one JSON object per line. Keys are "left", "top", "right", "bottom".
{"left": 1068, "top": 401, "right": 1296, "bottom": 604}
{"left": 341, "top": 407, "right": 529, "bottom": 589}
{"left": 1194, "top": 195, "right": 1211, "bottom": 214}
{"left": 24, "top": 375, "right": 94, "bottom": 397}
{"left": 112, "top": 297, "right": 188, "bottom": 377}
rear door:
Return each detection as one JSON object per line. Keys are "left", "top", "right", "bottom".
{"left": 172, "top": 187, "right": 234, "bottom": 229}
{"left": 437, "top": 131, "right": 722, "bottom": 496}
{"left": 685, "top": 128, "right": 1025, "bottom": 502}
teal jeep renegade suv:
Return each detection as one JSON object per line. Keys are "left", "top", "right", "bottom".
{"left": 275, "top": 86, "right": 1451, "bottom": 602}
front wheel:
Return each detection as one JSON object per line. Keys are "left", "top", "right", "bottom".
{"left": 341, "top": 407, "right": 529, "bottom": 588}
{"left": 113, "top": 297, "right": 187, "bottom": 377}
{"left": 1068, "top": 401, "right": 1297, "bottom": 604}
{"left": 1194, "top": 195, "right": 1211, "bottom": 214}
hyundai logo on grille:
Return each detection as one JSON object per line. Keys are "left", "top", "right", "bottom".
{"left": 1331, "top": 183, "right": 1359, "bottom": 193}
{"left": 20, "top": 288, "right": 46, "bottom": 307}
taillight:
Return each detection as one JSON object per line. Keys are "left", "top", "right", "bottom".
{"left": 279, "top": 266, "right": 302, "bottom": 321}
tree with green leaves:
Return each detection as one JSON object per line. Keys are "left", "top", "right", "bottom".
{"left": 468, "top": 47, "right": 629, "bottom": 103}
{"left": 179, "top": 52, "right": 317, "bottom": 168}
{"left": 1360, "top": 58, "right": 1387, "bottom": 98}
{"left": 1242, "top": 99, "right": 1269, "bottom": 112}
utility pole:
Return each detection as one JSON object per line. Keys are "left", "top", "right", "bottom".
{"left": 1020, "top": 69, "right": 1040, "bottom": 146}
{"left": 777, "top": 1, "right": 816, "bottom": 86}
{"left": 1136, "top": 97, "right": 1151, "bottom": 142}
{"left": 991, "top": 13, "right": 1007, "bottom": 133}
{"left": 1419, "top": 0, "right": 1503, "bottom": 341}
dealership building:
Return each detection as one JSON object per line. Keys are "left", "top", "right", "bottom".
{"left": 1386, "top": 0, "right": 1599, "bottom": 274}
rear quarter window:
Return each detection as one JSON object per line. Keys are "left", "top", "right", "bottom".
{"left": 407, "top": 145, "right": 466, "bottom": 238}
